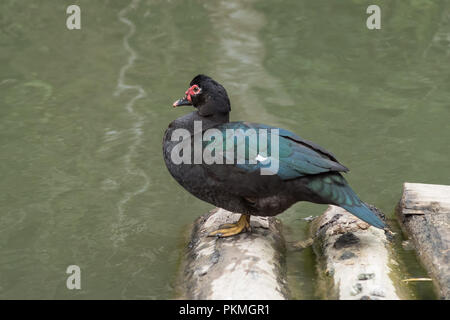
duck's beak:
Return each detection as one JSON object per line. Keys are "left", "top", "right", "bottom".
{"left": 172, "top": 95, "right": 192, "bottom": 107}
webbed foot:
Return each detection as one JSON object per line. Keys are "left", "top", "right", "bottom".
{"left": 208, "top": 214, "right": 251, "bottom": 238}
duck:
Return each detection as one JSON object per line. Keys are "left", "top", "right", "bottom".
{"left": 163, "top": 74, "right": 385, "bottom": 237}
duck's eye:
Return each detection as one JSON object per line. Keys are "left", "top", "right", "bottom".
{"left": 192, "top": 85, "right": 201, "bottom": 94}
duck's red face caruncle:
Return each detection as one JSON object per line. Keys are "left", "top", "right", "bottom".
{"left": 173, "top": 84, "right": 202, "bottom": 107}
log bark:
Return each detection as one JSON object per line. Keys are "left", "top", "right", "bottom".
{"left": 179, "top": 208, "right": 289, "bottom": 300}
{"left": 396, "top": 182, "right": 450, "bottom": 300}
{"left": 311, "top": 205, "right": 412, "bottom": 300}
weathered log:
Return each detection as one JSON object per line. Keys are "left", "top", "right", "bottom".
{"left": 179, "top": 208, "right": 289, "bottom": 299}
{"left": 396, "top": 182, "right": 450, "bottom": 300}
{"left": 311, "top": 205, "right": 412, "bottom": 300}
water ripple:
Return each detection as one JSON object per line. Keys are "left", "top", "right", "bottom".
{"left": 111, "top": 0, "right": 150, "bottom": 247}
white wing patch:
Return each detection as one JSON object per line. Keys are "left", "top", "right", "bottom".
{"left": 255, "top": 154, "right": 269, "bottom": 163}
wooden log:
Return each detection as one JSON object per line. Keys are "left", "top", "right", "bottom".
{"left": 311, "top": 205, "right": 412, "bottom": 300}
{"left": 396, "top": 182, "right": 450, "bottom": 300}
{"left": 178, "top": 208, "right": 289, "bottom": 300}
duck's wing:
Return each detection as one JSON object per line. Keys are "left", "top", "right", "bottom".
{"left": 203, "top": 122, "right": 348, "bottom": 180}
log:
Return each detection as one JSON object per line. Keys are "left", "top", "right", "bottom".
{"left": 311, "top": 205, "right": 412, "bottom": 300}
{"left": 179, "top": 208, "right": 289, "bottom": 300}
{"left": 396, "top": 182, "right": 450, "bottom": 300}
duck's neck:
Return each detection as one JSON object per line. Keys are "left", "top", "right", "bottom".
{"left": 192, "top": 111, "right": 229, "bottom": 130}
{"left": 173, "top": 111, "right": 229, "bottom": 134}
{"left": 204, "top": 112, "right": 230, "bottom": 124}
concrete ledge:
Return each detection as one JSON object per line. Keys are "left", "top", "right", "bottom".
{"left": 179, "top": 208, "right": 289, "bottom": 300}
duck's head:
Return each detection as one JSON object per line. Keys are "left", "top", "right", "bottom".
{"left": 172, "top": 74, "right": 231, "bottom": 117}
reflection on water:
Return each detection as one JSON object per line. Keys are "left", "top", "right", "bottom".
{"left": 110, "top": 0, "right": 149, "bottom": 248}
{"left": 0, "top": 0, "right": 448, "bottom": 299}
{"left": 207, "top": 0, "right": 294, "bottom": 120}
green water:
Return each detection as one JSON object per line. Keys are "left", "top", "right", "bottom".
{"left": 1, "top": 0, "right": 448, "bottom": 299}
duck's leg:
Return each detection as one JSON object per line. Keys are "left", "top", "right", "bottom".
{"left": 208, "top": 214, "right": 251, "bottom": 238}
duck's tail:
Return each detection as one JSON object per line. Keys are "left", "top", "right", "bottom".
{"left": 306, "top": 173, "right": 385, "bottom": 229}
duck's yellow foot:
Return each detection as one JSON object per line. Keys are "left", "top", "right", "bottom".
{"left": 208, "top": 214, "right": 251, "bottom": 238}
